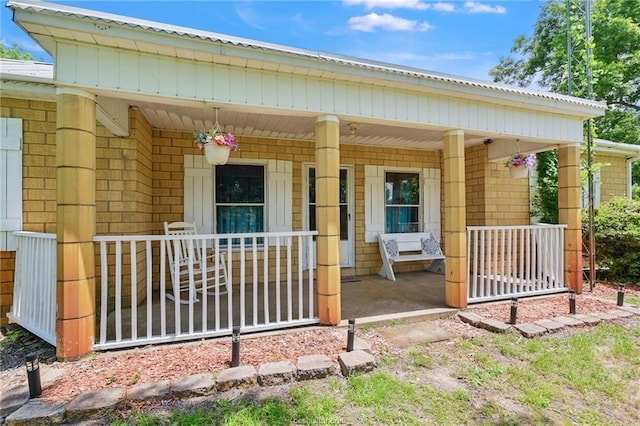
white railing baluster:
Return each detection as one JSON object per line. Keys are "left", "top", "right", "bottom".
{"left": 287, "top": 236, "right": 292, "bottom": 322}
{"left": 146, "top": 240, "right": 153, "bottom": 339}
{"left": 200, "top": 237, "right": 208, "bottom": 333}
{"left": 130, "top": 240, "right": 137, "bottom": 341}
{"left": 160, "top": 241, "right": 167, "bottom": 336}
{"left": 252, "top": 236, "right": 258, "bottom": 327}
{"left": 226, "top": 238, "right": 233, "bottom": 330}
{"left": 263, "top": 238, "right": 269, "bottom": 324}
{"left": 240, "top": 238, "right": 246, "bottom": 328}
{"left": 308, "top": 235, "right": 314, "bottom": 318}
{"left": 275, "top": 236, "right": 281, "bottom": 323}
{"left": 100, "top": 240, "right": 108, "bottom": 344}
{"left": 297, "top": 235, "right": 303, "bottom": 320}
{"left": 115, "top": 241, "right": 122, "bottom": 342}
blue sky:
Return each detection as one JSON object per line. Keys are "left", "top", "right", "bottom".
{"left": 1, "top": 0, "right": 545, "bottom": 81}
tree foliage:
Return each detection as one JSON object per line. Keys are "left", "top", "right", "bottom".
{"left": 589, "top": 197, "right": 640, "bottom": 281}
{"left": 0, "top": 43, "right": 34, "bottom": 60}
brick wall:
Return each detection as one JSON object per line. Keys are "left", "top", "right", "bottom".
{"left": 597, "top": 154, "right": 629, "bottom": 203}
{"left": 465, "top": 143, "right": 530, "bottom": 226}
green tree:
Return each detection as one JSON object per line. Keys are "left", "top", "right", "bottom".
{"left": 0, "top": 42, "right": 35, "bottom": 60}
{"left": 490, "top": 0, "right": 640, "bottom": 219}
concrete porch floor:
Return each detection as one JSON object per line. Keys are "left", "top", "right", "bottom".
{"left": 341, "top": 271, "right": 449, "bottom": 320}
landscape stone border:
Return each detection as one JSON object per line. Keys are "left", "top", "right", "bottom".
{"left": 2, "top": 348, "right": 375, "bottom": 425}
{"left": 459, "top": 305, "right": 640, "bottom": 338}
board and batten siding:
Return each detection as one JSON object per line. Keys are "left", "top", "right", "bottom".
{"left": 0, "top": 118, "right": 23, "bottom": 251}
{"left": 364, "top": 166, "right": 440, "bottom": 243}
{"left": 56, "top": 42, "right": 584, "bottom": 144}
{"left": 183, "top": 155, "right": 292, "bottom": 236}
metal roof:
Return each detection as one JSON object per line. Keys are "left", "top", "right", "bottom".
{"left": 0, "top": 58, "right": 53, "bottom": 80}
{"left": 7, "top": 0, "right": 606, "bottom": 111}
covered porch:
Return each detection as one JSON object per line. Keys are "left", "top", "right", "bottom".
{"left": 2, "top": 1, "right": 606, "bottom": 359}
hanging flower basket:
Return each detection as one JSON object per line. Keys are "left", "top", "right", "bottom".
{"left": 204, "top": 143, "right": 231, "bottom": 165}
{"left": 505, "top": 152, "right": 536, "bottom": 179}
{"left": 509, "top": 165, "right": 529, "bottom": 178}
{"left": 193, "top": 108, "right": 239, "bottom": 165}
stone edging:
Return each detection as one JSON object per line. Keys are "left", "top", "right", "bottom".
{"left": 2, "top": 350, "right": 377, "bottom": 425}
{"left": 458, "top": 305, "right": 640, "bottom": 338}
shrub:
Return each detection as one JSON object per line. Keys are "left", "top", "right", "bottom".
{"left": 589, "top": 197, "right": 640, "bottom": 281}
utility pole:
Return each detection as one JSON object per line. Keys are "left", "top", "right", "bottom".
{"left": 566, "top": 0, "right": 595, "bottom": 289}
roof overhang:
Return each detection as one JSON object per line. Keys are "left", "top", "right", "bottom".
{"left": 4, "top": 1, "right": 608, "bottom": 152}
{"left": 594, "top": 139, "right": 640, "bottom": 159}
{"left": 8, "top": 0, "right": 606, "bottom": 120}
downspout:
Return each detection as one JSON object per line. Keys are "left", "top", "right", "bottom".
{"left": 628, "top": 155, "right": 640, "bottom": 198}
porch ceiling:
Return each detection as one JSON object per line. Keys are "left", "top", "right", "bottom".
{"left": 128, "top": 97, "right": 490, "bottom": 150}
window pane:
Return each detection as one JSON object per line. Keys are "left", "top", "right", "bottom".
{"left": 385, "top": 172, "right": 419, "bottom": 205}
{"left": 217, "top": 206, "right": 264, "bottom": 244}
{"left": 340, "top": 204, "right": 348, "bottom": 240}
{"left": 308, "top": 168, "right": 315, "bottom": 204}
{"left": 339, "top": 169, "right": 347, "bottom": 204}
{"left": 386, "top": 206, "right": 419, "bottom": 233}
{"left": 216, "top": 165, "right": 264, "bottom": 203}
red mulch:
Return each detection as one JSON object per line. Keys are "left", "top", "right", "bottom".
{"left": 468, "top": 281, "right": 639, "bottom": 324}
{"left": 1, "top": 281, "right": 637, "bottom": 404}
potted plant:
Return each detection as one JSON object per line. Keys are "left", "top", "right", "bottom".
{"left": 194, "top": 127, "right": 239, "bottom": 165}
{"left": 505, "top": 152, "right": 536, "bottom": 178}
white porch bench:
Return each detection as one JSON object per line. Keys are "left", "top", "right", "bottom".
{"left": 378, "top": 232, "right": 445, "bottom": 281}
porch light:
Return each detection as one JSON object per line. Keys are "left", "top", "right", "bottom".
{"left": 509, "top": 298, "right": 518, "bottom": 325}
{"left": 25, "top": 352, "right": 42, "bottom": 398}
{"left": 569, "top": 290, "right": 576, "bottom": 314}
{"left": 231, "top": 326, "right": 241, "bottom": 367}
{"left": 617, "top": 284, "right": 625, "bottom": 306}
{"left": 347, "top": 318, "right": 356, "bottom": 352}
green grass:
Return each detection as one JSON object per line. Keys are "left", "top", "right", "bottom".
{"left": 111, "top": 320, "right": 640, "bottom": 425}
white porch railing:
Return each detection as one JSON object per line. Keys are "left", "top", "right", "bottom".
{"left": 94, "top": 231, "right": 319, "bottom": 350}
{"left": 8, "top": 232, "right": 57, "bottom": 346}
{"left": 466, "top": 224, "right": 567, "bottom": 303}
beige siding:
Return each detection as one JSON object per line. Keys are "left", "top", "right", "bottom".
{"left": 596, "top": 154, "right": 629, "bottom": 203}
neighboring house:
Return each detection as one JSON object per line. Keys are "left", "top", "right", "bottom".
{"left": 0, "top": 1, "right": 606, "bottom": 360}
{"left": 589, "top": 139, "right": 640, "bottom": 206}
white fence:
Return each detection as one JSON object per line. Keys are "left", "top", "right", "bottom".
{"left": 8, "top": 232, "right": 57, "bottom": 346}
{"left": 467, "top": 224, "right": 567, "bottom": 303}
{"left": 94, "top": 231, "right": 319, "bottom": 350}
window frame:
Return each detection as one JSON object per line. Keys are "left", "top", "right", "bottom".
{"left": 383, "top": 167, "right": 423, "bottom": 234}
{"left": 213, "top": 160, "right": 267, "bottom": 244}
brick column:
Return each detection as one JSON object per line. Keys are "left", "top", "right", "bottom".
{"left": 315, "top": 115, "right": 341, "bottom": 325}
{"left": 56, "top": 88, "right": 97, "bottom": 360}
{"left": 443, "top": 130, "right": 467, "bottom": 308}
{"left": 558, "top": 144, "right": 583, "bottom": 293}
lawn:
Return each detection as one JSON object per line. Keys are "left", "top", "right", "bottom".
{"left": 111, "top": 316, "right": 640, "bottom": 425}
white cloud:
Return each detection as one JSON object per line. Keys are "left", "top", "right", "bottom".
{"left": 348, "top": 13, "right": 433, "bottom": 32}
{"left": 343, "top": 0, "right": 429, "bottom": 10}
{"left": 235, "top": 4, "right": 265, "bottom": 30}
{"left": 432, "top": 2, "right": 456, "bottom": 13}
{"left": 463, "top": 2, "right": 507, "bottom": 14}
